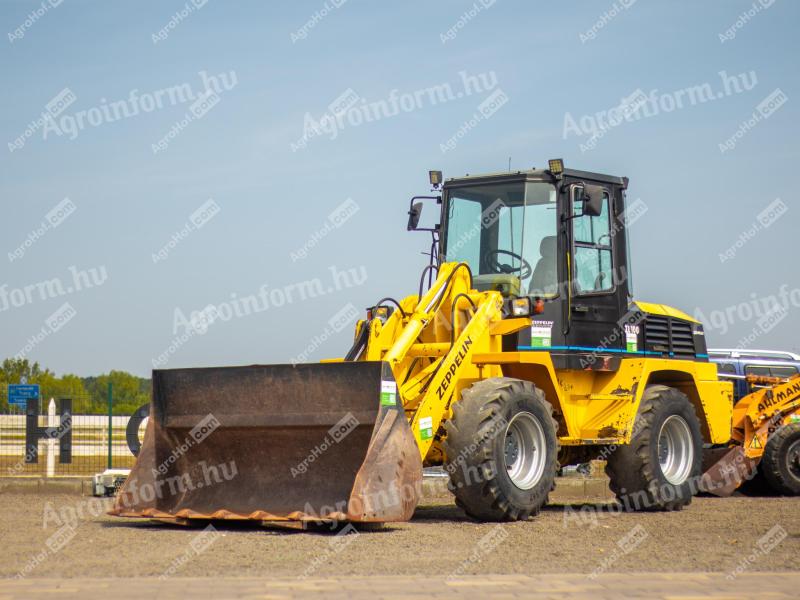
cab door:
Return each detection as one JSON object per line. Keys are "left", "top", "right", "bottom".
{"left": 564, "top": 183, "right": 628, "bottom": 360}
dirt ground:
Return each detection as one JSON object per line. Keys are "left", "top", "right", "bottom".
{"left": 1, "top": 491, "right": 798, "bottom": 579}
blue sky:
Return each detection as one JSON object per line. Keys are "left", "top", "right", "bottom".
{"left": 1, "top": 0, "right": 798, "bottom": 377}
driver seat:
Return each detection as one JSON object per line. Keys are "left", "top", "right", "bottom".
{"left": 529, "top": 236, "right": 557, "bottom": 296}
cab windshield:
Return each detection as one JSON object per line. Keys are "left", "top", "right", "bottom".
{"left": 443, "top": 181, "right": 558, "bottom": 297}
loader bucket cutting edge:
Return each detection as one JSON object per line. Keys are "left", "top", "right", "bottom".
{"left": 110, "top": 361, "right": 422, "bottom": 523}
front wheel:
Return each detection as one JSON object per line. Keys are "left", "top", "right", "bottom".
{"left": 761, "top": 423, "right": 800, "bottom": 495}
{"left": 443, "top": 378, "right": 559, "bottom": 521}
{"left": 606, "top": 385, "right": 703, "bottom": 511}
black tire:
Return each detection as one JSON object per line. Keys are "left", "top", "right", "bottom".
{"left": 126, "top": 404, "right": 150, "bottom": 457}
{"left": 761, "top": 423, "right": 800, "bottom": 495}
{"left": 606, "top": 385, "right": 702, "bottom": 511}
{"left": 442, "top": 378, "right": 559, "bottom": 521}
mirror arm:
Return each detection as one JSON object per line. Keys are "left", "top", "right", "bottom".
{"left": 560, "top": 181, "right": 587, "bottom": 222}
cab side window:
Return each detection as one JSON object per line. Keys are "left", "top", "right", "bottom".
{"left": 572, "top": 188, "right": 613, "bottom": 294}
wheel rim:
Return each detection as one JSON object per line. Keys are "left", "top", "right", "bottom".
{"left": 786, "top": 439, "right": 800, "bottom": 481}
{"left": 504, "top": 411, "right": 547, "bottom": 490}
{"left": 657, "top": 415, "right": 694, "bottom": 485}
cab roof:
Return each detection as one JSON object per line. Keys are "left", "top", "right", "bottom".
{"left": 444, "top": 167, "right": 627, "bottom": 188}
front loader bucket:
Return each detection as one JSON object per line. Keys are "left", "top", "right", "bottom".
{"left": 110, "top": 361, "right": 422, "bottom": 523}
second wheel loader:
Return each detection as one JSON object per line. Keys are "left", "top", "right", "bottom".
{"left": 112, "top": 159, "right": 796, "bottom": 524}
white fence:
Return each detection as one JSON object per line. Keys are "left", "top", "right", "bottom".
{"left": 0, "top": 414, "right": 135, "bottom": 457}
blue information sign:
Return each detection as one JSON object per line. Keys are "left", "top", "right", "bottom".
{"left": 8, "top": 384, "right": 40, "bottom": 407}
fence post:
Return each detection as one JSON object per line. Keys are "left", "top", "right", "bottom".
{"left": 107, "top": 382, "right": 113, "bottom": 470}
{"left": 46, "top": 398, "right": 56, "bottom": 477}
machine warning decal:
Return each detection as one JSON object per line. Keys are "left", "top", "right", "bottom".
{"left": 531, "top": 320, "right": 553, "bottom": 348}
{"left": 380, "top": 381, "right": 397, "bottom": 406}
{"left": 419, "top": 416, "right": 434, "bottom": 440}
{"left": 750, "top": 435, "right": 762, "bottom": 449}
{"left": 624, "top": 324, "right": 640, "bottom": 352}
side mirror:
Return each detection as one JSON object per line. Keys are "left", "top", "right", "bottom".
{"left": 581, "top": 185, "right": 605, "bottom": 218}
{"left": 407, "top": 202, "right": 423, "bottom": 231}
{"left": 407, "top": 195, "right": 441, "bottom": 232}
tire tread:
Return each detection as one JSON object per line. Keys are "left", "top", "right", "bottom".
{"left": 605, "top": 385, "right": 702, "bottom": 511}
{"left": 443, "top": 377, "right": 559, "bottom": 521}
{"left": 761, "top": 423, "right": 800, "bottom": 496}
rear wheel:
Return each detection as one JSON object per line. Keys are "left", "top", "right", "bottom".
{"left": 443, "top": 378, "right": 559, "bottom": 521}
{"left": 606, "top": 385, "right": 702, "bottom": 511}
{"left": 761, "top": 423, "right": 800, "bottom": 495}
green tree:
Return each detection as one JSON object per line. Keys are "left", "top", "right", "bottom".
{"left": 0, "top": 358, "right": 53, "bottom": 384}
{"left": 1, "top": 358, "right": 56, "bottom": 411}
{"left": 45, "top": 374, "right": 88, "bottom": 402}
{"left": 1, "top": 358, "right": 149, "bottom": 414}
{"left": 87, "top": 370, "right": 149, "bottom": 415}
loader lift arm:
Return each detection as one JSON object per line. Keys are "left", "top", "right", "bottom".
{"left": 732, "top": 374, "right": 800, "bottom": 457}
{"left": 356, "top": 262, "right": 529, "bottom": 461}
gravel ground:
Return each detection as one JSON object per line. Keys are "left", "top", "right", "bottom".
{"left": 1, "top": 492, "right": 798, "bottom": 579}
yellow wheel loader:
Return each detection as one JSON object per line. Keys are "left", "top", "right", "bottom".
{"left": 113, "top": 159, "right": 793, "bottom": 525}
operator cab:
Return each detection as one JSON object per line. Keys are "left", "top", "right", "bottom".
{"left": 408, "top": 161, "right": 637, "bottom": 370}
{"left": 438, "top": 165, "right": 623, "bottom": 300}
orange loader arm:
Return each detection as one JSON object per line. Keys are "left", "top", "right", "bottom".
{"left": 732, "top": 374, "right": 800, "bottom": 458}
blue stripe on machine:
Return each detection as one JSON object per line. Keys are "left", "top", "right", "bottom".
{"left": 517, "top": 345, "right": 664, "bottom": 356}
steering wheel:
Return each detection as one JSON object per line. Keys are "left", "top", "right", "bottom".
{"left": 484, "top": 249, "right": 532, "bottom": 280}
